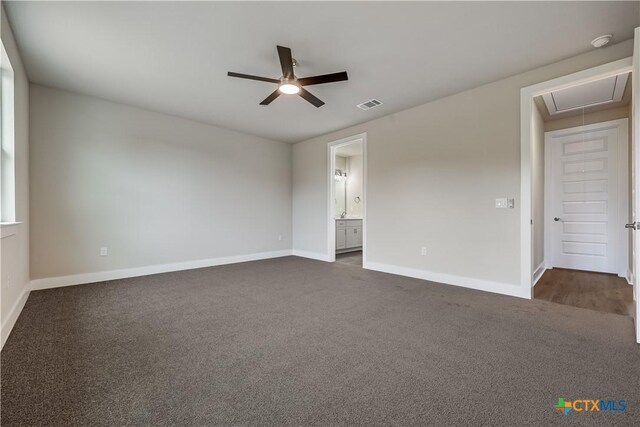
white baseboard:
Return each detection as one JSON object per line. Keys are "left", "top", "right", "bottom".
{"left": 1, "top": 286, "right": 30, "bottom": 350}
{"left": 625, "top": 269, "right": 634, "bottom": 286}
{"left": 291, "top": 249, "right": 331, "bottom": 262}
{"left": 30, "top": 249, "right": 293, "bottom": 291}
{"left": 533, "top": 262, "right": 546, "bottom": 287}
{"left": 363, "top": 261, "right": 530, "bottom": 299}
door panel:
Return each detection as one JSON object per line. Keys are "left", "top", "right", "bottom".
{"left": 549, "top": 125, "right": 620, "bottom": 273}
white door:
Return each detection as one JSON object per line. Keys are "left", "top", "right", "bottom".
{"left": 632, "top": 27, "right": 640, "bottom": 343}
{"left": 547, "top": 120, "right": 627, "bottom": 274}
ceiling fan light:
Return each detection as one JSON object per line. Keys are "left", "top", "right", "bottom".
{"left": 279, "top": 83, "right": 300, "bottom": 95}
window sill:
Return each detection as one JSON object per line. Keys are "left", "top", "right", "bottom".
{"left": 1, "top": 222, "right": 22, "bottom": 239}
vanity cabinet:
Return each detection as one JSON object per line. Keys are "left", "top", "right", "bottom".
{"left": 346, "top": 225, "right": 362, "bottom": 248}
{"left": 336, "top": 224, "right": 347, "bottom": 249}
{"left": 336, "top": 219, "right": 362, "bottom": 252}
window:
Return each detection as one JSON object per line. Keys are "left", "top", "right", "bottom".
{"left": 0, "top": 40, "right": 15, "bottom": 223}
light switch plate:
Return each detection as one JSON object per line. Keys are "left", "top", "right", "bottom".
{"left": 495, "top": 198, "right": 508, "bottom": 209}
{"left": 507, "top": 198, "right": 515, "bottom": 209}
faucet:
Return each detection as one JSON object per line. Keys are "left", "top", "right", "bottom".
{"left": 340, "top": 211, "right": 347, "bottom": 219}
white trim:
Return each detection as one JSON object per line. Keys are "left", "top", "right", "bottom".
{"left": 30, "top": 250, "right": 293, "bottom": 290}
{"left": 1, "top": 287, "right": 30, "bottom": 350}
{"left": 0, "top": 221, "right": 22, "bottom": 239}
{"left": 520, "top": 57, "right": 633, "bottom": 299}
{"left": 544, "top": 130, "right": 552, "bottom": 271}
{"left": 364, "top": 261, "right": 529, "bottom": 299}
{"left": 623, "top": 269, "right": 634, "bottom": 286}
{"left": 292, "top": 249, "right": 331, "bottom": 262}
{"left": 543, "top": 119, "right": 629, "bottom": 276}
{"left": 633, "top": 27, "right": 640, "bottom": 343}
{"left": 327, "top": 133, "right": 367, "bottom": 264}
{"left": 532, "top": 262, "right": 546, "bottom": 287}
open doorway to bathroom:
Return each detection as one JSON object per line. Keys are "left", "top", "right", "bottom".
{"left": 327, "top": 134, "right": 367, "bottom": 266}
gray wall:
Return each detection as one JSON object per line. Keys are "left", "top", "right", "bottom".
{"left": 292, "top": 39, "right": 633, "bottom": 294}
{"left": 30, "top": 85, "right": 292, "bottom": 280}
{"left": 1, "top": 6, "right": 29, "bottom": 346}
{"left": 545, "top": 105, "right": 630, "bottom": 132}
{"left": 532, "top": 102, "right": 545, "bottom": 276}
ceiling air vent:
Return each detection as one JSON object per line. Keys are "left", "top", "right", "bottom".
{"left": 357, "top": 99, "right": 383, "bottom": 110}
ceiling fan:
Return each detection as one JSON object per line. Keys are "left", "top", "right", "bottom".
{"left": 227, "top": 45, "right": 348, "bottom": 108}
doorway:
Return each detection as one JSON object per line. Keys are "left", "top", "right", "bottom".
{"left": 544, "top": 119, "right": 628, "bottom": 275}
{"left": 520, "top": 53, "right": 640, "bottom": 342}
{"left": 533, "top": 77, "right": 632, "bottom": 316}
{"left": 327, "top": 133, "right": 367, "bottom": 265}
{"left": 538, "top": 115, "right": 631, "bottom": 315}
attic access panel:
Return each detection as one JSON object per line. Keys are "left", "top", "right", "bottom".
{"left": 542, "top": 73, "right": 629, "bottom": 115}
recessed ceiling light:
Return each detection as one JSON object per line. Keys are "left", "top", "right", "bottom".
{"left": 591, "top": 34, "right": 612, "bottom": 48}
{"left": 279, "top": 82, "right": 300, "bottom": 95}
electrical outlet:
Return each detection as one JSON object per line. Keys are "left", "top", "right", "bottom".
{"left": 507, "top": 198, "right": 515, "bottom": 209}
{"left": 100, "top": 247, "right": 108, "bottom": 256}
{"left": 421, "top": 247, "right": 427, "bottom": 256}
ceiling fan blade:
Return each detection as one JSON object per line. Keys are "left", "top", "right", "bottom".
{"left": 277, "top": 45, "right": 295, "bottom": 80}
{"left": 260, "top": 89, "right": 281, "bottom": 105}
{"left": 228, "top": 72, "right": 280, "bottom": 84}
{"left": 298, "top": 88, "right": 325, "bottom": 108}
{"left": 297, "top": 71, "right": 348, "bottom": 86}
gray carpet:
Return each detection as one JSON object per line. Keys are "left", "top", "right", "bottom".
{"left": 2, "top": 256, "right": 639, "bottom": 426}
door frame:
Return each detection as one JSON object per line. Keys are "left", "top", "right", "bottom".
{"left": 520, "top": 57, "right": 633, "bottom": 298}
{"left": 327, "top": 133, "right": 367, "bottom": 263}
{"left": 543, "top": 119, "right": 629, "bottom": 277}
{"left": 632, "top": 27, "right": 640, "bottom": 343}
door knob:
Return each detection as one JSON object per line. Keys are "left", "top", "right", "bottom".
{"left": 554, "top": 217, "right": 561, "bottom": 222}
{"left": 625, "top": 222, "right": 638, "bottom": 230}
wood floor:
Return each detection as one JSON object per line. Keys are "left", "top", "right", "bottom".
{"left": 534, "top": 268, "right": 633, "bottom": 316}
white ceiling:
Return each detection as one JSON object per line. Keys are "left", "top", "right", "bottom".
{"left": 5, "top": 1, "right": 639, "bottom": 143}
{"left": 534, "top": 71, "right": 632, "bottom": 121}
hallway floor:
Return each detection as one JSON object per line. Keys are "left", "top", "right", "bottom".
{"left": 534, "top": 268, "right": 633, "bottom": 316}
{"left": 335, "top": 251, "right": 362, "bottom": 266}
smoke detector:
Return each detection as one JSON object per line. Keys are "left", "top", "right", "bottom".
{"left": 591, "top": 34, "right": 612, "bottom": 48}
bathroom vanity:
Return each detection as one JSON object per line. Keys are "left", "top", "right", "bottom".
{"left": 336, "top": 218, "right": 362, "bottom": 252}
